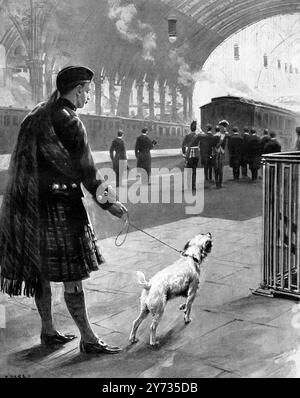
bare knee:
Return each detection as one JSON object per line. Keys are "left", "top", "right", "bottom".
{"left": 64, "top": 281, "right": 83, "bottom": 294}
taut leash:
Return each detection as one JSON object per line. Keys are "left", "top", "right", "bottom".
{"left": 115, "top": 214, "right": 183, "bottom": 255}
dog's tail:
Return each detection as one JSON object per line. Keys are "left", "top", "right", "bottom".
{"left": 136, "top": 271, "right": 151, "bottom": 290}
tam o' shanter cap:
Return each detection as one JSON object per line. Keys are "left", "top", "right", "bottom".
{"left": 56, "top": 65, "right": 94, "bottom": 92}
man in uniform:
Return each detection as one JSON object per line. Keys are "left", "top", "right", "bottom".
{"left": 228, "top": 126, "right": 243, "bottom": 180}
{"left": 182, "top": 120, "right": 201, "bottom": 191}
{"left": 199, "top": 124, "right": 215, "bottom": 182}
{"left": 0, "top": 66, "right": 127, "bottom": 354}
{"left": 247, "top": 128, "right": 262, "bottom": 181}
{"left": 241, "top": 127, "right": 250, "bottom": 178}
{"left": 110, "top": 130, "right": 127, "bottom": 187}
{"left": 135, "top": 127, "right": 157, "bottom": 184}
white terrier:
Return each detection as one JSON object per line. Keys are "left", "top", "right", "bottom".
{"left": 129, "top": 233, "right": 212, "bottom": 347}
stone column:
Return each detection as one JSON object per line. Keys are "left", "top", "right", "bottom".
{"left": 137, "top": 81, "right": 144, "bottom": 119}
{"left": 182, "top": 93, "right": 188, "bottom": 122}
{"left": 147, "top": 77, "right": 155, "bottom": 120}
{"left": 117, "top": 77, "right": 134, "bottom": 117}
{"left": 28, "top": 59, "right": 44, "bottom": 103}
{"left": 159, "top": 79, "right": 166, "bottom": 121}
{"left": 94, "top": 73, "right": 102, "bottom": 115}
{"left": 171, "top": 85, "right": 177, "bottom": 121}
{"left": 188, "top": 93, "right": 193, "bottom": 121}
{"left": 109, "top": 76, "right": 117, "bottom": 116}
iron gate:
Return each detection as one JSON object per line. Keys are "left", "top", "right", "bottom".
{"left": 255, "top": 151, "right": 300, "bottom": 298}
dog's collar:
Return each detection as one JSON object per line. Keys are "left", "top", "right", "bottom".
{"left": 181, "top": 252, "right": 200, "bottom": 264}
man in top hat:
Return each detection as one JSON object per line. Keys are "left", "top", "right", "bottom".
{"left": 135, "top": 127, "right": 157, "bottom": 184}
{"left": 295, "top": 127, "right": 300, "bottom": 151}
{"left": 0, "top": 65, "right": 128, "bottom": 355}
{"left": 263, "top": 131, "right": 281, "bottom": 154}
{"left": 228, "top": 126, "right": 243, "bottom": 180}
{"left": 110, "top": 130, "right": 127, "bottom": 187}
{"left": 247, "top": 128, "right": 262, "bottom": 181}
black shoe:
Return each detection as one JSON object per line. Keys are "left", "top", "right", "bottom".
{"left": 41, "top": 331, "right": 77, "bottom": 346}
{"left": 79, "top": 339, "right": 122, "bottom": 354}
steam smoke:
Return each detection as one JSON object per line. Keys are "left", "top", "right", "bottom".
{"left": 169, "top": 50, "right": 194, "bottom": 87}
{"left": 108, "top": 0, "right": 157, "bottom": 62}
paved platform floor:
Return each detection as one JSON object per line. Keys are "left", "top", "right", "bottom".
{"left": 1, "top": 213, "right": 300, "bottom": 378}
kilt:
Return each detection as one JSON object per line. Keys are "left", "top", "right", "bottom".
{"left": 40, "top": 191, "right": 103, "bottom": 282}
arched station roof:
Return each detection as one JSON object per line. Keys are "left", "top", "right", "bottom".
{"left": 159, "top": 0, "right": 300, "bottom": 66}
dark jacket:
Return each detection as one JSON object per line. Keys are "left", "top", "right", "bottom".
{"left": 199, "top": 132, "right": 216, "bottom": 161}
{"left": 182, "top": 132, "right": 198, "bottom": 154}
{"left": 135, "top": 134, "right": 154, "bottom": 173}
{"left": 110, "top": 137, "right": 127, "bottom": 171}
{"left": 261, "top": 135, "right": 271, "bottom": 153}
{"left": 246, "top": 134, "right": 262, "bottom": 170}
{"left": 228, "top": 133, "right": 243, "bottom": 168}
{"left": 263, "top": 139, "right": 281, "bottom": 154}
{"left": 242, "top": 133, "right": 251, "bottom": 160}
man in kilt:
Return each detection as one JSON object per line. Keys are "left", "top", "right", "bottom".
{"left": 0, "top": 66, "right": 127, "bottom": 354}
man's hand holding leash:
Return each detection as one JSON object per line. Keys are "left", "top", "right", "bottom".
{"left": 96, "top": 184, "right": 128, "bottom": 219}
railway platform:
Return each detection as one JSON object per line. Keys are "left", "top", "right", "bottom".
{"left": 0, "top": 171, "right": 299, "bottom": 378}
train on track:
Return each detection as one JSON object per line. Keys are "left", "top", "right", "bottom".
{"left": 0, "top": 106, "right": 189, "bottom": 154}
{"left": 200, "top": 96, "right": 300, "bottom": 151}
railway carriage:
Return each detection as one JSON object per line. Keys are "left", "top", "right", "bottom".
{"left": 201, "top": 96, "right": 300, "bottom": 151}
{"left": 0, "top": 106, "right": 189, "bottom": 154}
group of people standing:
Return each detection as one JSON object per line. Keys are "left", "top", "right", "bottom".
{"left": 182, "top": 120, "right": 283, "bottom": 191}
{"left": 109, "top": 128, "right": 157, "bottom": 186}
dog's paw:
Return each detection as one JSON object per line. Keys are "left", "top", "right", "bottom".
{"left": 184, "top": 317, "right": 192, "bottom": 324}
{"left": 179, "top": 303, "right": 186, "bottom": 311}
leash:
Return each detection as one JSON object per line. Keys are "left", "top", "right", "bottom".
{"left": 115, "top": 214, "right": 183, "bottom": 255}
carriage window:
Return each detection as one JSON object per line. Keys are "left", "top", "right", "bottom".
{"left": 166, "top": 127, "right": 170, "bottom": 136}
{"left": 4, "top": 115, "right": 10, "bottom": 126}
{"left": 159, "top": 127, "right": 163, "bottom": 136}
{"left": 177, "top": 128, "right": 181, "bottom": 136}
{"left": 171, "top": 127, "right": 176, "bottom": 136}
{"left": 279, "top": 117, "right": 283, "bottom": 129}
{"left": 109, "top": 121, "right": 114, "bottom": 129}
{"left": 13, "top": 116, "right": 19, "bottom": 126}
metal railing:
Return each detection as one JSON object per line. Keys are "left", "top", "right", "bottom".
{"left": 255, "top": 151, "right": 300, "bottom": 298}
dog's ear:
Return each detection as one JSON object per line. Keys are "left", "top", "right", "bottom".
{"left": 183, "top": 240, "right": 191, "bottom": 251}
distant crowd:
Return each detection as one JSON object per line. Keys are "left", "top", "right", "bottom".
{"left": 182, "top": 120, "right": 300, "bottom": 191}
